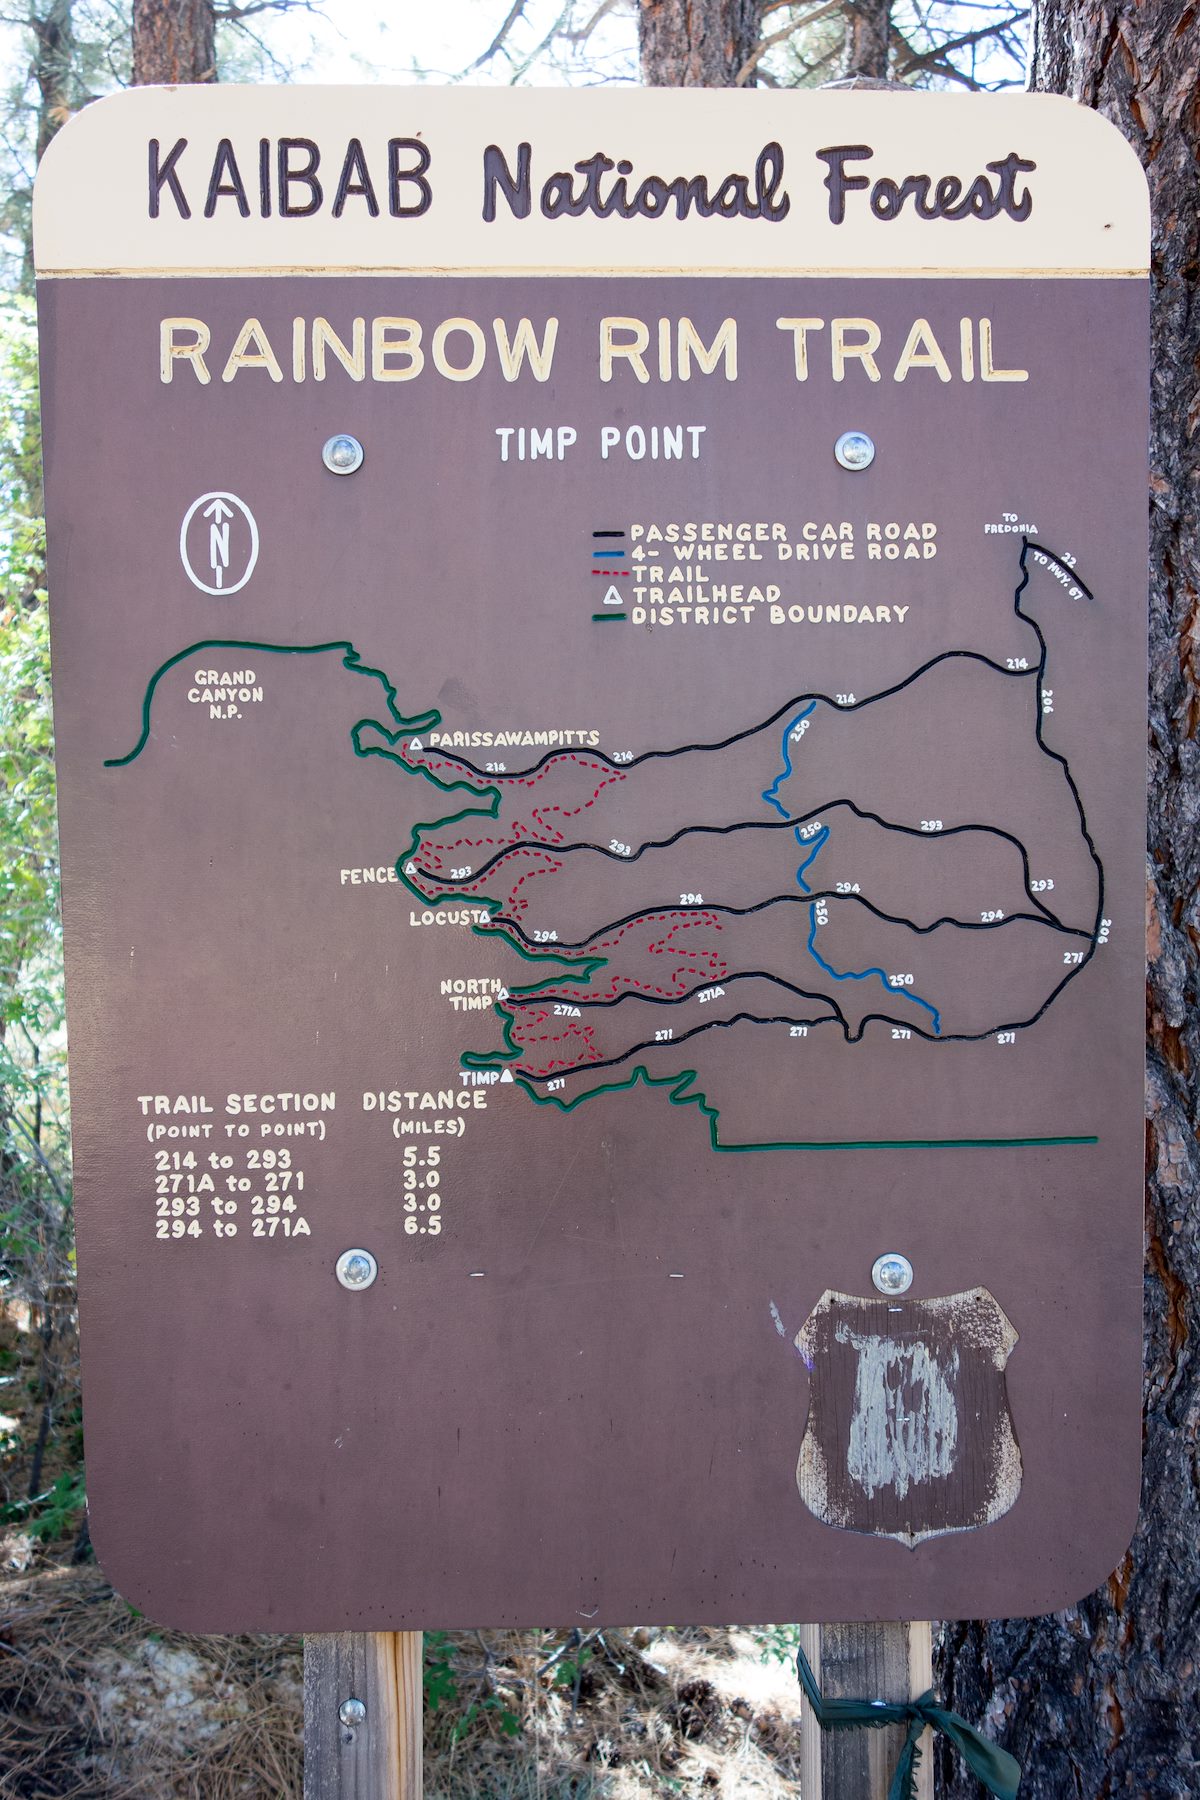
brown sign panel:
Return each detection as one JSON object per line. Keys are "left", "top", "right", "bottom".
{"left": 35, "top": 88, "right": 1148, "bottom": 1629}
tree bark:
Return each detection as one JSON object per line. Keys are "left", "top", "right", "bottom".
{"left": 31, "top": 0, "right": 74, "bottom": 163}
{"left": 840, "top": 0, "right": 891, "bottom": 79}
{"left": 132, "top": 0, "right": 216, "bottom": 85}
{"left": 937, "top": 4, "right": 1200, "bottom": 1795}
{"left": 18, "top": 0, "right": 76, "bottom": 287}
{"left": 638, "top": 0, "right": 764, "bottom": 85}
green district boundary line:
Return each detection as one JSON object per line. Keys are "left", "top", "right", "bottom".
{"left": 108, "top": 635, "right": 1099, "bottom": 1154}
{"left": 480, "top": 1062, "right": 1097, "bottom": 1152}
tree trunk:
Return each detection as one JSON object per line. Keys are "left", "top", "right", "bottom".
{"left": 132, "top": 0, "right": 216, "bottom": 85}
{"left": 937, "top": 4, "right": 1200, "bottom": 1795}
{"left": 638, "top": 0, "right": 764, "bottom": 85}
{"left": 31, "top": 0, "right": 74, "bottom": 163}
{"left": 840, "top": 0, "right": 891, "bottom": 79}
{"left": 19, "top": 1, "right": 75, "bottom": 294}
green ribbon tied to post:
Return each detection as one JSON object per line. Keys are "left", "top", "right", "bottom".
{"left": 795, "top": 1645, "right": 1021, "bottom": 1800}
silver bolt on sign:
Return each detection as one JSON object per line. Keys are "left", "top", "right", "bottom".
{"left": 834, "top": 430, "right": 876, "bottom": 470}
{"left": 871, "top": 1252, "right": 914, "bottom": 1295}
{"left": 335, "top": 1248, "right": 378, "bottom": 1290}
{"left": 322, "top": 433, "right": 365, "bottom": 475}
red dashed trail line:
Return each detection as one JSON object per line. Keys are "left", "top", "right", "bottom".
{"left": 414, "top": 763, "right": 627, "bottom": 868}
{"left": 506, "top": 912, "right": 729, "bottom": 1004}
{"left": 408, "top": 848, "right": 566, "bottom": 915}
{"left": 410, "top": 747, "right": 617, "bottom": 793}
{"left": 506, "top": 1008, "right": 604, "bottom": 1078}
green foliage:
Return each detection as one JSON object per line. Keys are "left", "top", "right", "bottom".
{"left": 2, "top": 1466, "right": 85, "bottom": 1539}
{"left": 0, "top": 296, "right": 70, "bottom": 1289}
{"left": 554, "top": 1644, "right": 593, "bottom": 1688}
{"left": 425, "top": 1630, "right": 460, "bottom": 1711}
{"left": 0, "top": 302, "right": 55, "bottom": 951}
{"left": 425, "top": 1631, "right": 523, "bottom": 1740}
{"left": 758, "top": 1622, "right": 803, "bottom": 1665}
{"left": 454, "top": 1698, "right": 522, "bottom": 1741}
{"left": 27, "top": 1465, "right": 84, "bottom": 1539}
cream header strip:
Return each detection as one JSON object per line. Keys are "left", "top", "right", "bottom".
{"left": 35, "top": 85, "right": 1148, "bottom": 279}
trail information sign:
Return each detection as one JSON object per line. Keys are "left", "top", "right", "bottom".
{"left": 36, "top": 87, "right": 1148, "bottom": 1630}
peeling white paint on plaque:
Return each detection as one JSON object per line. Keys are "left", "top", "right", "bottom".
{"left": 792, "top": 1287, "right": 1022, "bottom": 1549}
{"left": 839, "top": 1327, "right": 960, "bottom": 1502}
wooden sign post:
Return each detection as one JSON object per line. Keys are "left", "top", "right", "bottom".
{"left": 812, "top": 77, "right": 937, "bottom": 1799}
{"left": 303, "top": 1634, "right": 422, "bottom": 1799}
{"left": 34, "top": 84, "right": 1147, "bottom": 1792}
{"left": 800, "top": 1623, "right": 934, "bottom": 1799}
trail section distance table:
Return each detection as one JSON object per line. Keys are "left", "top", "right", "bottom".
{"left": 35, "top": 86, "right": 1148, "bottom": 1629}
